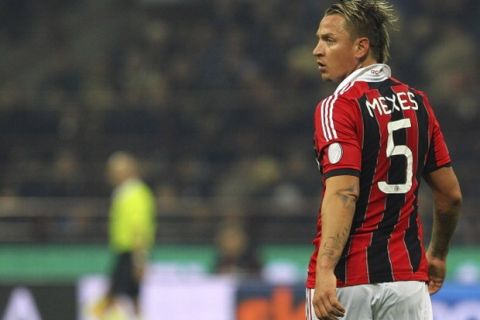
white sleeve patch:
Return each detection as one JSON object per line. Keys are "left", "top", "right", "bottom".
{"left": 327, "top": 142, "right": 343, "bottom": 164}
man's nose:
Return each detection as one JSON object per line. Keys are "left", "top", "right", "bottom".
{"left": 313, "top": 42, "right": 323, "bottom": 56}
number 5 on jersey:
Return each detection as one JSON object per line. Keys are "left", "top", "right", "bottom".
{"left": 378, "top": 118, "right": 413, "bottom": 194}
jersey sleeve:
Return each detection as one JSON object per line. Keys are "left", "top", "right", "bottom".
{"left": 423, "top": 106, "right": 452, "bottom": 174}
{"left": 313, "top": 95, "right": 362, "bottom": 179}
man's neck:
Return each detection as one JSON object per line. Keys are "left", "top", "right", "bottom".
{"left": 355, "top": 57, "right": 379, "bottom": 72}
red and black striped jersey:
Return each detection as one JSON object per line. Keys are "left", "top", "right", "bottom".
{"left": 306, "top": 64, "right": 451, "bottom": 288}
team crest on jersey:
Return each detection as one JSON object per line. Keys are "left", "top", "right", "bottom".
{"left": 328, "top": 142, "right": 343, "bottom": 164}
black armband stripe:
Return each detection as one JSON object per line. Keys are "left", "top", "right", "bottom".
{"left": 324, "top": 168, "right": 360, "bottom": 179}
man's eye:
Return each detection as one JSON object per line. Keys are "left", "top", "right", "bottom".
{"left": 323, "top": 37, "right": 335, "bottom": 44}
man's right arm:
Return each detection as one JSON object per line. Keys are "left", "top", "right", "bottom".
{"left": 424, "top": 166, "right": 462, "bottom": 294}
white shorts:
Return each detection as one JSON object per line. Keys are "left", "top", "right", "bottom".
{"left": 306, "top": 281, "right": 433, "bottom": 320}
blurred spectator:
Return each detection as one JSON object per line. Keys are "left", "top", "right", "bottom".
{"left": 422, "top": 22, "right": 478, "bottom": 120}
{"left": 214, "top": 213, "right": 262, "bottom": 278}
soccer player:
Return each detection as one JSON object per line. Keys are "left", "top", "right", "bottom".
{"left": 305, "top": 1, "right": 462, "bottom": 319}
{"left": 93, "top": 151, "right": 156, "bottom": 319}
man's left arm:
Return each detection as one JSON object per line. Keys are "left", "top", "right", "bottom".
{"left": 313, "top": 174, "right": 359, "bottom": 319}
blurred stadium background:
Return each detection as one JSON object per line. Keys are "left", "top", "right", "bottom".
{"left": 0, "top": 0, "right": 479, "bottom": 319}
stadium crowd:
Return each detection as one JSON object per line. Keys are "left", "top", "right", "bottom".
{"left": 0, "top": 0, "right": 478, "bottom": 244}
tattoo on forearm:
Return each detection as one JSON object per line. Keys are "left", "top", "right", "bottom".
{"left": 318, "top": 183, "right": 358, "bottom": 265}
{"left": 430, "top": 207, "right": 460, "bottom": 257}
{"left": 320, "top": 226, "right": 350, "bottom": 260}
{"left": 335, "top": 185, "right": 359, "bottom": 209}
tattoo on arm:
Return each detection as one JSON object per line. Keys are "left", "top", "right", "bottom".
{"left": 320, "top": 226, "right": 351, "bottom": 261}
{"left": 334, "top": 184, "right": 359, "bottom": 209}
{"left": 430, "top": 207, "right": 460, "bottom": 258}
{"left": 317, "top": 182, "right": 359, "bottom": 267}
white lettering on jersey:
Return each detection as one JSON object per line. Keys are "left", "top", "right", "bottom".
{"left": 366, "top": 92, "right": 418, "bottom": 118}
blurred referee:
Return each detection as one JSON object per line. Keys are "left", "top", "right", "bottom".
{"left": 94, "top": 151, "right": 156, "bottom": 320}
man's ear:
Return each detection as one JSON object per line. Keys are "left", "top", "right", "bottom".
{"left": 355, "top": 37, "right": 370, "bottom": 60}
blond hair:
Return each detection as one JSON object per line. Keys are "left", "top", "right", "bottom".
{"left": 325, "top": 0, "right": 398, "bottom": 63}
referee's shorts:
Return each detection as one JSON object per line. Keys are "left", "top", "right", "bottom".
{"left": 306, "top": 281, "right": 433, "bottom": 320}
{"left": 109, "top": 252, "right": 140, "bottom": 299}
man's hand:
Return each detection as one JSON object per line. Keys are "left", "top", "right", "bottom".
{"left": 313, "top": 270, "right": 345, "bottom": 320}
{"left": 426, "top": 250, "right": 446, "bottom": 295}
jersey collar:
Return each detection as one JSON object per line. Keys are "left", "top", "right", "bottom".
{"left": 334, "top": 63, "right": 391, "bottom": 94}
